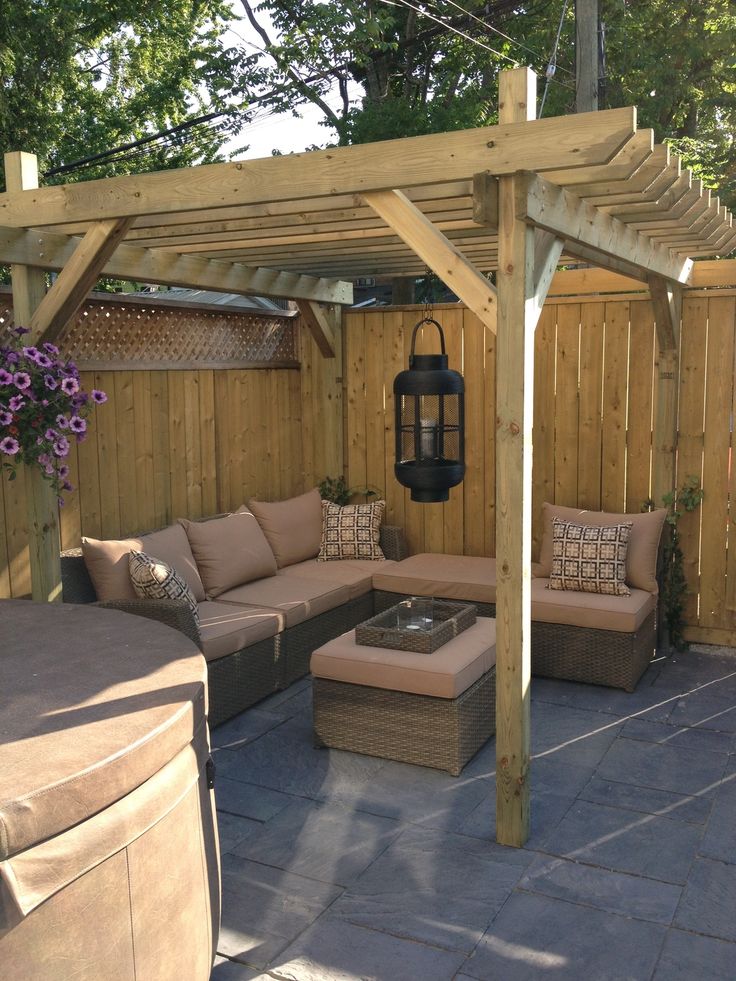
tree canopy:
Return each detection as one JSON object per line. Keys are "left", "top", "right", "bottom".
{"left": 238, "top": 0, "right": 735, "bottom": 211}
{"left": 0, "top": 0, "right": 255, "bottom": 189}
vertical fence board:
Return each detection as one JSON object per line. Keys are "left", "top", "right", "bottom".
{"left": 678, "top": 296, "right": 708, "bottom": 624}
{"left": 442, "top": 308, "right": 465, "bottom": 555}
{"left": 132, "top": 372, "right": 156, "bottom": 535}
{"left": 463, "top": 309, "right": 486, "bottom": 556}
{"left": 95, "top": 370, "right": 121, "bottom": 539}
{"left": 114, "top": 371, "right": 138, "bottom": 536}
{"left": 198, "top": 370, "right": 218, "bottom": 516}
{"left": 626, "top": 300, "right": 655, "bottom": 512}
{"left": 483, "top": 313, "right": 497, "bottom": 558}
{"left": 532, "top": 307, "right": 556, "bottom": 557}
{"left": 150, "top": 371, "right": 171, "bottom": 527}
{"left": 699, "top": 296, "right": 735, "bottom": 627}
{"left": 382, "top": 311, "right": 405, "bottom": 530}
{"left": 555, "top": 304, "right": 580, "bottom": 506}
{"left": 577, "top": 302, "right": 604, "bottom": 510}
{"left": 601, "top": 301, "right": 629, "bottom": 512}
{"left": 365, "top": 312, "right": 386, "bottom": 503}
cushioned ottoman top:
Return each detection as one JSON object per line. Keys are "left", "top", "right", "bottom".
{"left": 311, "top": 617, "right": 496, "bottom": 699}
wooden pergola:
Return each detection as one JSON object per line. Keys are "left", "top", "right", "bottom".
{"left": 1, "top": 68, "right": 733, "bottom": 847}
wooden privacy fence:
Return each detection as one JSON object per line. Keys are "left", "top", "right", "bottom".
{"left": 344, "top": 272, "right": 736, "bottom": 645}
{"left": 0, "top": 322, "right": 341, "bottom": 598}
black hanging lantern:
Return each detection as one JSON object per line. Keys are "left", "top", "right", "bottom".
{"left": 394, "top": 318, "right": 465, "bottom": 503}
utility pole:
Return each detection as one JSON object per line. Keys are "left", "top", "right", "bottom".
{"left": 575, "top": 0, "right": 599, "bottom": 112}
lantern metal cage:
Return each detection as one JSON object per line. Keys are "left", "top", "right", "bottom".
{"left": 394, "top": 318, "right": 465, "bottom": 503}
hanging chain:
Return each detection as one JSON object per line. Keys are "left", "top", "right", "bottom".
{"left": 421, "top": 266, "right": 435, "bottom": 324}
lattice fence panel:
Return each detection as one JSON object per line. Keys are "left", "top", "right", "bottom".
{"left": 0, "top": 292, "right": 297, "bottom": 367}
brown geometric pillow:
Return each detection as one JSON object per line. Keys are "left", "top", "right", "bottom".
{"left": 549, "top": 518, "right": 632, "bottom": 596}
{"left": 129, "top": 551, "right": 200, "bottom": 624}
{"left": 317, "top": 500, "right": 386, "bottom": 561}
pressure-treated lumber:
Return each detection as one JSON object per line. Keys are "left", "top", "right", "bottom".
{"left": 520, "top": 174, "right": 693, "bottom": 285}
{"left": 0, "top": 108, "right": 637, "bottom": 227}
{"left": 31, "top": 218, "right": 132, "bottom": 343}
{"left": 532, "top": 231, "right": 564, "bottom": 326}
{"left": 648, "top": 276, "right": 682, "bottom": 352}
{"left": 4, "top": 151, "right": 62, "bottom": 603}
{"left": 296, "top": 300, "right": 338, "bottom": 358}
{"left": 363, "top": 189, "right": 498, "bottom": 332}
{"left": 0, "top": 225, "right": 353, "bottom": 304}
{"left": 495, "top": 66, "right": 536, "bottom": 848}
{"left": 472, "top": 173, "right": 499, "bottom": 227}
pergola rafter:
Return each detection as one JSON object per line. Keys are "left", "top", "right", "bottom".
{"left": 1, "top": 68, "right": 733, "bottom": 850}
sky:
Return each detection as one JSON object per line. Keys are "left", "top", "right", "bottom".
{"left": 222, "top": 5, "right": 363, "bottom": 160}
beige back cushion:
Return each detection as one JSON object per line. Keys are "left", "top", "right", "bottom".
{"left": 179, "top": 511, "right": 277, "bottom": 599}
{"left": 538, "top": 503, "right": 666, "bottom": 593}
{"left": 82, "top": 524, "right": 205, "bottom": 602}
{"left": 248, "top": 488, "right": 323, "bottom": 568}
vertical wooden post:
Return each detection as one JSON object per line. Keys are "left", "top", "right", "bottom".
{"left": 495, "top": 68, "right": 536, "bottom": 846}
{"left": 5, "top": 151, "right": 62, "bottom": 602}
{"left": 575, "top": 0, "right": 600, "bottom": 113}
{"left": 650, "top": 281, "right": 682, "bottom": 507}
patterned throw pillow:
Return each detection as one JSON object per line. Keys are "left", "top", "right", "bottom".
{"left": 317, "top": 500, "right": 386, "bottom": 561}
{"left": 129, "top": 550, "right": 200, "bottom": 624}
{"left": 549, "top": 518, "right": 632, "bottom": 596}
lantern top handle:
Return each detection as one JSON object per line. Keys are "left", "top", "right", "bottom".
{"left": 409, "top": 317, "right": 446, "bottom": 357}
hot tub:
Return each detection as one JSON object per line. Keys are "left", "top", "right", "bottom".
{"left": 0, "top": 600, "right": 219, "bottom": 981}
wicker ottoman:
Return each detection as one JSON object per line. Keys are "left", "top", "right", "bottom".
{"left": 311, "top": 618, "right": 496, "bottom": 776}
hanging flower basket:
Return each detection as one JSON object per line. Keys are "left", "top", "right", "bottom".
{"left": 0, "top": 327, "right": 106, "bottom": 504}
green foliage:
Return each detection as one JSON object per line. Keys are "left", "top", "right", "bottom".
{"left": 0, "top": 1, "right": 256, "bottom": 189}
{"left": 238, "top": 0, "right": 736, "bottom": 212}
{"left": 318, "top": 475, "right": 380, "bottom": 505}
{"left": 645, "top": 475, "right": 704, "bottom": 651}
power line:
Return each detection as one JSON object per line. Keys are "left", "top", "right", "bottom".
{"left": 425, "top": 0, "right": 574, "bottom": 76}
{"left": 539, "top": 0, "right": 571, "bottom": 116}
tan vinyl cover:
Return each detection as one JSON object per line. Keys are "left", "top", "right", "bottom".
{"left": 311, "top": 617, "right": 496, "bottom": 699}
{"left": 531, "top": 578, "right": 655, "bottom": 632}
{"left": 197, "top": 601, "right": 283, "bottom": 661}
{"left": 0, "top": 601, "right": 206, "bottom": 861}
{"left": 216, "top": 575, "right": 350, "bottom": 627}
{"left": 279, "top": 558, "right": 396, "bottom": 600}
{"left": 248, "top": 488, "right": 323, "bottom": 568}
{"left": 82, "top": 524, "right": 206, "bottom": 602}
{"left": 372, "top": 553, "right": 497, "bottom": 604}
{"left": 180, "top": 511, "right": 277, "bottom": 599}
{"left": 537, "top": 503, "right": 666, "bottom": 593}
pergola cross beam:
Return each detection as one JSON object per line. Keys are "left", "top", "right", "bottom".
{"left": 519, "top": 173, "right": 693, "bottom": 286}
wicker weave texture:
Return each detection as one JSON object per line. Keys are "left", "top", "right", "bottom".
{"left": 355, "top": 599, "right": 476, "bottom": 654}
{"left": 284, "top": 594, "right": 374, "bottom": 687}
{"left": 207, "top": 636, "right": 283, "bottom": 727}
{"left": 313, "top": 669, "right": 496, "bottom": 776}
{"left": 531, "top": 610, "right": 656, "bottom": 691}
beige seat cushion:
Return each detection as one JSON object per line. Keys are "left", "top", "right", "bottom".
{"left": 180, "top": 511, "right": 277, "bottom": 599}
{"left": 311, "top": 617, "right": 496, "bottom": 699}
{"left": 372, "top": 553, "right": 496, "bottom": 604}
{"left": 197, "top": 601, "right": 283, "bottom": 662}
{"left": 531, "top": 578, "right": 655, "bottom": 633}
{"left": 538, "top": 503, "right": 666, "bottom": 593}
{"left": 248, "top": 488, "right": 323, "bottom": 568}
{"left": 216, "top": 574, "right": 351, "bottom": 627}
{"left": 280, "top": 558, "right": 396, "bottom": 600}
{"left": 82, "top": 525, "right": 205, "bottom": 602}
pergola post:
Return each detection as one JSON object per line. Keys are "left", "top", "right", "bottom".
{"left": 4, "top": 151, "right": 62, "bottom": 602}
{"left": 650, "top": 276, "right": 682, "bottom": 505}
{"left": 495, "top": 68, "right": 537, "bottom": 846}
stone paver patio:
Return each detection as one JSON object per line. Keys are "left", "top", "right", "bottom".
{"left": 209, "top": 645, "right": 736, "bottom": 981}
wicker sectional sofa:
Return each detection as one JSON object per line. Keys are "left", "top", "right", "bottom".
{"left": 61, "top": 495, "right": 665, "bottom": 727}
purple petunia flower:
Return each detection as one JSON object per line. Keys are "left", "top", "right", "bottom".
{"left": 60, "top": 376, "right": 79, "bottom": 396}
{"left": 38, "top": 453, "right": 50, "bottom": 466}
{"left": 13, "top": 371, "right": 31, "bottom": 390}
{"left": 53, "top": 436, "right": 70, "bottom": 458}
{"left": 22, "top": 346, "right": 40, "bottom": 361}
{"left": 45, "top": 428, "right": 58, "bottom": 441}
{"left": 69, "top": 416, "right": 87, "bottom": 434}
{"left": 44, "top": 374, "right": 59, "bottom": 390}
{"left": 44, "top": 463, "right": 55, "bottom": 475}
{"left": 91, "top": 389, "right": 108, "bottom": 404}
{"left": 36, "top": 353, "right": 52, "bottom": 368}
{"left": 13, "top": 327, "right": 30, "bottom": 336}
{"left": 9, "top": 395, "right": 24, "bottom": 412}
{"left": 56, "top": 414, "right": 69, "bottom": 429}
{"left": 5, "top": 352, "right": 19, "bottom": 365}
{"left": 59, "top": 465, "right": 70, "bottom": 479}
{"left": 0, "top": 409, "right": 12, "bottom": 426}
{"left": 0, "top": 436, "right": 19, "bottom": 456}
{"left": 42, "top": 342, "right": 59, "bottom": 355}
{"left": 62, "top": 481, "right": 73, "bottom": 493}
{"left": 0, "top": 368, "right": 12, "bottom": 385}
